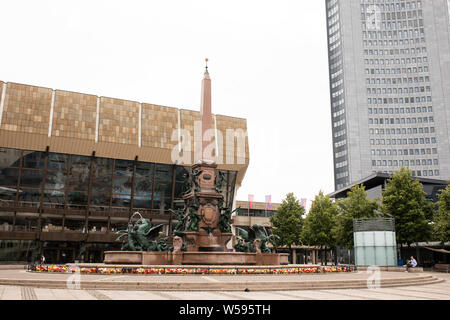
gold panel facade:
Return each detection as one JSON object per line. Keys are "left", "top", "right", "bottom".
{"left": 216, "top": 115, "right": 249, "bottom": 164}
{"left": 98, "top": 97, "right": 139, "bottom": 145}
{"left": 1, "top": 82, "right": 52, "bottom": 135}
{"left": 180, "top": 109, "right": 202, "bottom": 160}
{"left": 0, "top": 80, "right": 249, "bottom": 187}
{"left": 52, "top": 90, "right": 97, "bottom": 141}
{"left": 142, "top": 104, "right": 178, "bottom": 149}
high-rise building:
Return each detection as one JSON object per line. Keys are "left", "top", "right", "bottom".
{"left": 326, "top": 0, "right": 450, "bottom": 191}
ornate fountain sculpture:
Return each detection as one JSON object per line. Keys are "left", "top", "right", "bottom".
{"left": 103, "top": 60, "right": 289, "bottom": 266}
{"left": 115, "top": 212, "right": 172, "bottom": 252}
{"left": 180, "top": 164, "right": 234, "bottom": 252}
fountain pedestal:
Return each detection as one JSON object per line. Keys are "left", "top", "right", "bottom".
{"left": 185, "top": 230, "right": 233, "bottom": 252}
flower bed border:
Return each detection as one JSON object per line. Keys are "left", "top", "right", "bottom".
{"left": 27, "top": 265, "right": 355, "bottom": 275}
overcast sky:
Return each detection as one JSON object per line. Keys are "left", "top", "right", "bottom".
{"left": 0, "top": 0, "right": 334, "bottom": 206}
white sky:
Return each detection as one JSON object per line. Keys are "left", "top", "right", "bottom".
{"left": 0, "top": 0, "right": 334, "bottom": 206}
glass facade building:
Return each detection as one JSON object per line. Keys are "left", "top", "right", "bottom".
{"left": 0, "top": 80, "right": 249, "bottom": 264}
{"left": 0, "top": 147, "right": 238, "bottom": 263}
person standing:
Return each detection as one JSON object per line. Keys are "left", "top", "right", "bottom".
{"left": 40, "top": 255, "right": 45, "bottom": 265}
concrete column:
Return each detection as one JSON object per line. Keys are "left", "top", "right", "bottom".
{"left": 292, "top": 249, "right": 297, "bottom": 264}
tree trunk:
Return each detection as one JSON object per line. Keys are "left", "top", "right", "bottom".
{"left": 320, "top": 246, "right": 323, "bottom": 266}
{"left": 415, "top": 241, "right": 420, "bottom": 266}
{"left": 399, "top": 243, "right": 403, "bottom": 264}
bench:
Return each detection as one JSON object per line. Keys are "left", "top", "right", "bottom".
{"left": 433, "top": 264, "right": 450, "bottom": 273}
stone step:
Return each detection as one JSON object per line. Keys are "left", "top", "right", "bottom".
{"left": 0, "top": 275, "right": 440, "bottom": 291}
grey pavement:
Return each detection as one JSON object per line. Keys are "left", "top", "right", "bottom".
{"left": 0, "top": 271, "right": 448, "bottom": 300}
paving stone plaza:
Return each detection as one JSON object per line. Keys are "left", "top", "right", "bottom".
{"left": 0, "top": 268, "right": 449, "bottom": 300}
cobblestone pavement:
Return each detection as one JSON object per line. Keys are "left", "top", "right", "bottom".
{"left": 0, "top": 271, "right": 448, "bottom": 300}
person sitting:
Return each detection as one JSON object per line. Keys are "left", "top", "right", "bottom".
{"left": 405, "top": 256, "right": 417, "bottom": 272}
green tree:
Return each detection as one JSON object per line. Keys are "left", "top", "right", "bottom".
{"left": 382, "top": 167, "right": 433, "bottom": 258}
{"left": 301, "top": 191, "right": 338, "bottom": 265}
{"left": 270, "top": 193, "right": 305, "bottom": 252}
{"left": 334, "top": 184, "right": 379, "bottom": 249}
{"left": 435, "top": 185, "right": 450, "bottom": 243}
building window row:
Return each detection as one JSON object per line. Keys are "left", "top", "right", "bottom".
{"left": 370, "top": 137, "right": 437, "bottom": 145}
{"left": 367, "top": 96, "right": 432, "bottom": 104}
{"left": 364, "top": 47, "right": 426, "bottom": 56}
{"left": 366, "top": 76, "right": 429, "bottom": 85}
{"left": 364, "top": 38, "right": 426, "bottom": 46}
{"left": 367, "top": 87, "right": 431, "bottom": 95}
{"left": 371, "top": 148, "right": 438, "bottom": 156}
{"left": 368, "top": 116, "right": 434, "bottom": 125}
{"left": 369, "top": 126, "right": 435, "bottom": 135}
{"left": 365, "top": 66, "right": 428, "bottom": 74}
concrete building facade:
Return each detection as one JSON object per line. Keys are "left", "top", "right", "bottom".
{"left": 326, "top": 0, "right": 450, "bottom": 190}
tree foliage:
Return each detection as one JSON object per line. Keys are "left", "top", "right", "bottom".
{"left": 333, "top": 184, "right": 379, "bottom": 248}
{"left": 301, "top": 191, "right": 338, "bottom": 249}
{"left": 270, "top": 193, "right": 305, "bottom": 249}
{"left": 435, "top": 185, "right": 450, "bottom": 242}
{"left": 382, "top": 167, "right": 433, "bottom": 245}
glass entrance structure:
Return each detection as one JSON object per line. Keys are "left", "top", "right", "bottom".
{"left": 353, "top": 217, "right": 397, "bottom": 266}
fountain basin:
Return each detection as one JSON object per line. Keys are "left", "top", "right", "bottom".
{"left": 104, "top": 251, "right": 289, "bottom": 266}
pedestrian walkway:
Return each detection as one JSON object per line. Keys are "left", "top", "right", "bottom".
{"left": 0, "top": 271, "right": 448, "bottom": 300}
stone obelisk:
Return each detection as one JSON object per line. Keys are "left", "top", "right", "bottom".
{"left": 183, "top": 60, "right": 232, "bottom": 253}
{"left": 200, "top": 59, "right": 213, "bottom": 163}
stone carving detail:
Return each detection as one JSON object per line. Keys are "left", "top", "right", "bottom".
{"left": 116, "top": 212, "right": 171, "bottom": 252}
{"left": 234, "top": 224, "right": 280, "bottom": 253}
{"left": 173, "top": 236, "right": 184, "bottom": 253}
{"left": 169, "top": 207, "right": 187, "bottom": 236}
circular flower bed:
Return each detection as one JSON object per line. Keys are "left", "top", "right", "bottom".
{"left": 28, "top": 264, "right": 355, "bottom": 275}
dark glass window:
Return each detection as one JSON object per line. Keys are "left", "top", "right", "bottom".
{"left": 133, "top": 196, "right": 152, "bottom": 209}
{"left": 68, "top": 172, "right": 89, "bottom": 192}
{"left": 42, "top": 190, "right": 65, "bottom": 205}
{"left": 175, "top": 166, "right": 189, "bottom": 181}
{"left": 152, "top": 197, "right": 171, "bottom": 211}
{"left": 20, "top": 169, "right": 43, "bottom": 189}
{"left": 111, "top": 194, "right": 131, "bottom": 207}
{"left": 45, "top": 171, "right": 66, "bottom": 190}
{"left": 47, "top": 153, "right": 68, "bottom": 171}
{"left": 90, "top": 193, "right": 110, "bottom": 206}
{"left": 22, "top": 151, "right": 45, "bottom": 169}
{"left": 115, "top": 160, "right": 134, "bottom": 177}
{"left": 0, "top": 168, "right": 19, "bottom": 187}
{"left": 174, "top": 182, "right": 186, "bottom": 199}
{"left": 136, "top": 162, "right": 154, "bottom": 179}
{"left": 154, "top": 181, "right": 172, "bottom": 198}
{"left": 92, "top": 175, "right": 112, "bottom": 193}
{"left": 70, "top": 155, "right": 91, "bottom": 172}
{"left": 93, "top": 158, "right": 113, "bottom": 176}
{"left": 155, "top": 164, "right": 172, "bottom": 181}
{"left": 67, "top": 192, "right": 88, "bottom": 206}
{"left": 18, "top": 189, "right": 41, "bottom": 203}
{"left": 0, "top": 148, "right": 22, "bottom": 168}
{"left": 113, "top": 175, "right": 133, "bottom": 195}
{"left": 134, "top": 179, "right": 153, "bottom": 196}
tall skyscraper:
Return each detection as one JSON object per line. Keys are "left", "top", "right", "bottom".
{"left": 326, "top": 0, "right": 450, "bottom": 191}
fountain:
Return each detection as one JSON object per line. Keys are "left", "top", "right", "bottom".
{"left": 103, "top": 60, "right": 288, "bottom": 266}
